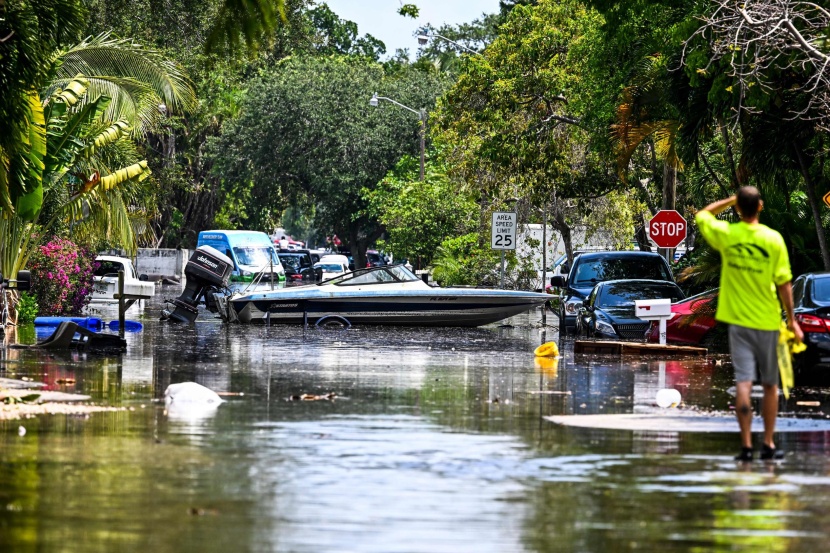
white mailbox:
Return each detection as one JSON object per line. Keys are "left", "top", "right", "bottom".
{"left": 634, "top": 298, "right": 673, "bottom": 345}
{"left": 634, "top": 298, "right": 672, "bottom": 319}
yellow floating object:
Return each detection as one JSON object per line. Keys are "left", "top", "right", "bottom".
{"left": 534, "top": 341, "right": 560, "bottom": 358}
{"left": 778, "top": 322, "right": 807, "bottom": 400}
{"left": 534, "top": 356, "right": 559, "bottom": 375}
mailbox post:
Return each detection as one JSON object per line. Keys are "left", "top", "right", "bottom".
{"left": 634, "top": 298, "right": 672, "bottom": 345}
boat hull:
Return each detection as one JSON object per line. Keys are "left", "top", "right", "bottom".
{"left": 222, "top": 289, "right": 550, "bottom": 327}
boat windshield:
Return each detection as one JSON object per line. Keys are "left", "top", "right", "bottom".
{"left": 322, "top": 264, "right": 419, "bottom": 286}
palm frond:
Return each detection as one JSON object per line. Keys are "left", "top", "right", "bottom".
{"left": 49, "top": 33, "right": 196, "bottom": 134}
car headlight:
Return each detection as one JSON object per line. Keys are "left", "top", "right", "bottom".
{"left": 595, "top": 320, "right": 615, "bottom": 335}
{"left": 241, "top": 270, "right": 252, "bottom": 276}
{"left": 564, "top": 299, "right": 582, "bottom": 315}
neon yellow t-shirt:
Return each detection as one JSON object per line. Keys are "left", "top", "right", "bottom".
{"left": 695, "top": 210, "right": 791, "bottom": 331}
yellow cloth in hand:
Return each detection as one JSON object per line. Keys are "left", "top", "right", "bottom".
{"left": 777, "top": 322, "right": 806, "bottom": 399}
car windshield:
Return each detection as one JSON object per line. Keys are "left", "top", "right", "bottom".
{"left": 812, "top": 277, "right": 830, "bottom": 305}
{"left": 234, "top": 246, "right": 277, "bottom": 267}
{"left": 573, "top": 257, "right": 671, "bottom": 285}
{"left": 598, "top": 282, "right": 684, "bottom": 307}
{"left": 324, "top": 265, "right": 419, "bottom": 286}
{"left": 279, "top": 255, "right": 301, "bottom": 270}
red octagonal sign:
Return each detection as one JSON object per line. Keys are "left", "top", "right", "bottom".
{"left": 648, "top": 210, "right": 687, "bottom": 249}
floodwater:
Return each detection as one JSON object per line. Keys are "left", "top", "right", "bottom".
{"left": 2, "top": 288, "right": 830, "bottom": 552}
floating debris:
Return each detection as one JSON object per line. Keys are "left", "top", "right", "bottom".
{"left": 1, "top": 402, "right": 125, "bottom": 421}
{"left": 287, "top": 393, "right": 337, "bottom": 402}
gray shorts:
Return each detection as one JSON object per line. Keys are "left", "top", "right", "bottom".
{"left": 729, "top": 325, "right": 780, "bottom": 385}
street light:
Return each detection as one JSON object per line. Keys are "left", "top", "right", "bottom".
{"left": 369, "top": 93, "right": 427, "bottom": 181}
{"left": 416, "top": 27, "right": 481, "bottom": 56}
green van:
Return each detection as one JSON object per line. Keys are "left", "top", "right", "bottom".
{"left": 196, "top": 230, "right": 285, "bottom": 283}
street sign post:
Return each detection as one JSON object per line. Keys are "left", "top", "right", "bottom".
{"left": 492, "top": 211, "right": 517, "bottom": 288}
{"left": 647, "top": 210, "right": 687, "bottom": 250}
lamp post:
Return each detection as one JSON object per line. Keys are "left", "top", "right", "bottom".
{"left": 369, "top": 93, "right": 426, "bottom": 181}
{"left": 417, "top": 28, "right": 482, "bottom": 56}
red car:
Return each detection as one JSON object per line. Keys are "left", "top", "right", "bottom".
{"left": 647, "top": 289, "right": 719, "bottom": 345}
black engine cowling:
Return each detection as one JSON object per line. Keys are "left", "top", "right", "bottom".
{"left": 161, "top": 246, "right": 233, "bottom": 323}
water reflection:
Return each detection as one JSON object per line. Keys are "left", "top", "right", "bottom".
{"left": 2, "top": 294, "right": 830, "bottom": 552}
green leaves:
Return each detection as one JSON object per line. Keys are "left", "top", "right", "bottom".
{"left": 211, "top": 55, "right": 449, "bottom": 243}
{"left": 47, "top": 33, "right": 197, "bottom": 135}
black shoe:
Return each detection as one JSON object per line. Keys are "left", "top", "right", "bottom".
{"left": 734, "top": 447, "right": 754, "bottom": 462}
{"left": 760, "top": 445, "right": 784, "bottom": 460}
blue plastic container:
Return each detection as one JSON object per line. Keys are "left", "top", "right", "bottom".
{"left": 34, "top": 317, "right": 103, "bottom": 330}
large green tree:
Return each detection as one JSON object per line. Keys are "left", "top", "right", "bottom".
{"left": 210, "top": 55, "right": 449, "bottom": 267}
{"left": 363, "top": 155, "right": 478, "bottom": 269}
{"left": 435, "top": 0, "right": 632, "bottom": 263}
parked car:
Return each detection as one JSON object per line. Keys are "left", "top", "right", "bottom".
{"left": 793, "top": 272, "right": 830, "bottom": 376}
{"left": 550, "top": 251, "right": 675, "bottom": 333}
{"left": 91, "top": 255, "right": 155, "bottom": 305}
{"left": 315, "top": 261, "right": 349, "bottom": 280}
{"left": 646, "top": 289, "right": 720, "bottom": 345}
{"left": 577, "top": 279, "right": 685, "bottom": 339}
{"left": 319, "top": 254, "right": 350, "bottom": 267}
{"left": 366, "top": 250, "right": 386, "bottom": 268}
{"left": 278, "top": 252, "right": 322, "bottom": 282}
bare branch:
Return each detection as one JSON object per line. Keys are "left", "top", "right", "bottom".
{"left": 683, "top": 0, "right": 830, "bottom": 127}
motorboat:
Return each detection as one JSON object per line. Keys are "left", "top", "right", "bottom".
{"left": 91, "top": 255, "right": 155, "bottom": 307}
{"left": 208, "top": 264, "right": 551, "bottom": 327}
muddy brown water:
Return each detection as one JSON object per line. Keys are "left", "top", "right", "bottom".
{"left": 2, "top": 287, "right": 830, "bottom": 552}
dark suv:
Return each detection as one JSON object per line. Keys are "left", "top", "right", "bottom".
{"left": 278, "top": 250, "right": 323, "bottom": 282}
{"left": 550, "top": 251, "right": 674, "bottom": 333}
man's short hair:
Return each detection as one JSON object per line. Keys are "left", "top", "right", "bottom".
{"left": 737, "top": 186, "right": 761, "bottom": 218}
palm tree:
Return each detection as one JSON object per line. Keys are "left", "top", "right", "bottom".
{"left": 0, "top": 37, "right": 196, "bottom": 278}
{"left": 611, "top": 55, "right": 683, "bottom": 214}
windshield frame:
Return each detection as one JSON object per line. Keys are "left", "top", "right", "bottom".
{"left": 320, "top": 265, "right": 419, "bottom": 286}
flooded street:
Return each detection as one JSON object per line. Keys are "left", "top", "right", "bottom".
{"left": 3, "top": 288, "right": 830, "bottom": 552}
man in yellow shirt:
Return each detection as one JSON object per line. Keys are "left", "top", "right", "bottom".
{"left": 696, "top": 187, "right": 803, "bottom": 461}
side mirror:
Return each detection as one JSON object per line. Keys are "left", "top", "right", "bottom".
{"left": 550, "top": 275, "right": 566, "bottom": 288}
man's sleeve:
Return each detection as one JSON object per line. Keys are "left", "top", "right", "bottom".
{"left": 773, "top": 234, "right": 793, "bottom": 285}
{"left": 694, "top": 210, "right": 730, "bottom": 251}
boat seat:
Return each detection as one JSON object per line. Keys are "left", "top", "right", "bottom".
{"left": 11, "top": 321, "right": 126, "bottom": 351}
{"left": 11, "top": 321, "right": 79, "bottom": 349}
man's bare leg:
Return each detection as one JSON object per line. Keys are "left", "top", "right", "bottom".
{"left": 762, "top": 383, "right": 778, "bottom": 449}
{"left": 735, "top": 381, "right": 754, "bottom": 449}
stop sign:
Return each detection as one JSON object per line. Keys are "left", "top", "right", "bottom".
{"left": 648, "top": 210, "right": 687, "bottom": 249}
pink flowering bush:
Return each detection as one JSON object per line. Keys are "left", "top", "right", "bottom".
{"left": 27, "top": 238, "right": 97, "bottom": 315}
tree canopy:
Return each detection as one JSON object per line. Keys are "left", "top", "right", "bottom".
{"left": 210, "top": 55, "right": 449, "bottom": 267}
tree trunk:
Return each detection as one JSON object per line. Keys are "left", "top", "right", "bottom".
{"left": 635, "top": 213, "right": 652, "bottom": 251}
{"left": 551, "top": 205, "right": 573, "bottom": 265}
{"left": 793, "top": 143, "right": 830, "bottom": 270}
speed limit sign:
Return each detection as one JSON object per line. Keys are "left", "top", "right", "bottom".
{"left": 491, "top": 212, "right": 517, "bottom": 250}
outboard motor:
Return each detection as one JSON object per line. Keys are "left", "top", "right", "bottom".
{"left": 161, "top": 246, "right": 233, "bottom": 323}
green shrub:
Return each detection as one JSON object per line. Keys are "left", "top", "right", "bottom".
{"left": 16, "top": 293, "right": 39, "bottom": 323}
